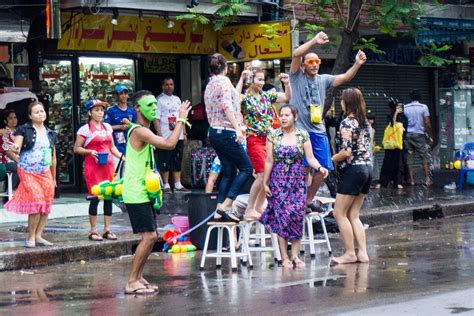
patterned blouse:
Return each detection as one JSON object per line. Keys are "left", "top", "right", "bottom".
{"left": 267, "top": 128, "right": 309, "bottom": 161}
{"left": 204, "top": 75, "right": 242, "bottom": 129}
{"left": 339, "top": 116, "right": 373, "bottom": 168}
{"left": 242, "top": 88, "right": 278, "bottom": 136}
{"left": 18, "top": 127, "right": 52, "bottom": 174}
{"left": 0, "top": 127, "right": 15, "bottom": 164}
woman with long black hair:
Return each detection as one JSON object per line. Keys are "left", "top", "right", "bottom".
{"left": 331, "top": 88, "right": 372, "bottom": 264}
{"left": 377, "top": 100, "right": 408, "bottom": 189}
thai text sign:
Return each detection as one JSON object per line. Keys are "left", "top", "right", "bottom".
{"left": 218, "top": 21, "right": 291, "bottom": 62}
{"left": 58, "top": 13, "right": 216, "bottom": 54}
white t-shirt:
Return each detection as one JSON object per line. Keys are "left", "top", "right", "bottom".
{"left": 156, "top": 93, "right": 183, "bottom": 139}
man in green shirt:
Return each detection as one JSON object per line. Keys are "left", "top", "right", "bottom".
{"left": 123, "top": 90, "right": 190, "bottom": 295}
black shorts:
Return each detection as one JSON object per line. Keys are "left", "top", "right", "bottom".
{"left": 337, "top": 164, "right": 372, "bottom": 196}
{"left": 125, "top": 202, "right": 157, "bottom": 234}
{"left": 156, "top": 140, "right": 184, "bottom": 172}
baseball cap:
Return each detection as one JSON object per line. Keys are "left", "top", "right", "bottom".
{"left": 115, "top": 85, "right": 129, "bottom": 94}
{"left": 86, "top": 99, "right": 109, "bottom": 111}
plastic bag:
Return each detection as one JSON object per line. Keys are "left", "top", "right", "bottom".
{"left": 382, "top": 122, "right": 403, "bottom": 150}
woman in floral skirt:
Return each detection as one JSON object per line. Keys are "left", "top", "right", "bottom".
{"left": 260, "top": 105, "right": 328, "bottom": 268}
{"left": 5, "top": 101, "right": 57, "bottom": 248}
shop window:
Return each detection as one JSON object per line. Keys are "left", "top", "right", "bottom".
{"left": 40, "top": 60, "right": 74, "bottom": 185}
{"left": 78, "top": 57, "right": 135, "bottom": 124}
{"left": 1, "top": 43, "right": 29, "bottom": 85}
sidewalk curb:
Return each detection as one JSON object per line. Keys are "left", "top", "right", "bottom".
{"left": 0, "top": 200, "right": 473, "bottom": 271}
{"left": 360, "top": 200, "right": 474, "bottom": 227}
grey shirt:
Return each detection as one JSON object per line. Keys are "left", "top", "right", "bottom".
{"left": 289, "top": 69, "right": 336, "bottom": 134}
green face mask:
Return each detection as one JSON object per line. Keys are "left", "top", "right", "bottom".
{"left": 137, "top": 95, "right": 158, "bottom": 121}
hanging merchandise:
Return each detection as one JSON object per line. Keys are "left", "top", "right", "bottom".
{"left": 79, "top": 57, "right": 135, "bottom": 124}
{"left": 40, "top": 60, "right": 75, "bottom": 185}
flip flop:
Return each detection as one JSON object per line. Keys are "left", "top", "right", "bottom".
{"left": 103, "top": 231, "right": 117, "bottom": 240}
{"left": 124, "top": 287, "right": 156, "bottom": 295}
{"left": 88, "top": 232, "right": 103, "bottom": 241}
{"left": 217, "top": 209, "right": 241, "bottom": 223}
{"left": 143, "top": 283, "right": 159, "bottom": 292}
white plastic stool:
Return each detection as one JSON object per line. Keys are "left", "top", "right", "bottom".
{"left": 301, "top": 196, "right": 334, "bottom": 258}
{"left": 242, "top": 219, "right": 281, "bottom": 264}
{"left": 0, "top": 172, "right": 13, "bottom": 201}
{"left": 200, "top": 221, "right": 252, "bottom": 271}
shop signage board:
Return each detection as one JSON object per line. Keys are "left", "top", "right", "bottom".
{"left": 144, "top": 55, "right": 177, "bottom": 73}
{"left": 218, "top": 21, "right": 292, "bottom": 62}
{"left": 58, "top": 13, "right": 216, "bottom": 54}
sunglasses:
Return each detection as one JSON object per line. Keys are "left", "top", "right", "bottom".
{"left": 305, "top": 58, "right": 321, "bottom": 65}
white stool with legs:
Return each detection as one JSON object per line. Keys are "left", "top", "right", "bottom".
{"left": 0, "top": 172, "right": 13, "bottom": 201}
{"left": 242, "top": 219, "right": 281, "bottom": 264}
{"left": 200, "top": 221, "right": 252, "bottom": 272}
{"left": 301, "top": 196, "right": 335, "bottom": 258}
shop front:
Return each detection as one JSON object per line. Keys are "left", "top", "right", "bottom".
{"left": 217, "top": 21, "right": 292, "bottom": 88}
{"left": 36, "top": 12, "right": 215, "bottom": 192}
{"left": 39, "top": 57, "right": 136, "bottom": 186}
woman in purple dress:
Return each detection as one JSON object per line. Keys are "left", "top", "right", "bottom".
{"left": 260, "top": 105, "right": 328, "bottom": 268}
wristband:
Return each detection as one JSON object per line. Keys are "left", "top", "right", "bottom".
{"left": 177, "top": 118, "right": 192, "bottom": 128}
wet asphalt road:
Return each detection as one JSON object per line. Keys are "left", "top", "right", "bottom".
{"left": 0, "top": 215, "right": 472, "bottom": 315}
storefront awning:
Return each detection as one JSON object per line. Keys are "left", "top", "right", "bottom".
{"left": 417, "top": 17, "right": 474, "bottom": 45}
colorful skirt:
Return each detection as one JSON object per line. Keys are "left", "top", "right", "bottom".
{"left": 5, "top": 167, "right": 55, "bottom": 215}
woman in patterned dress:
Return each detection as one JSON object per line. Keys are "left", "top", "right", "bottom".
{"left": 235, "top": 68, "right": 291, "bottom": 219}
{"left": 260, "top": 105, "right": 328, "bottom": 268}
{"left": 5, "top": 101, "right": 57, "bottom": 248}
{"left": 331, "top": 88, "right": 373, "bottom": 264}
{"left": 0, "top": 109, "right": 20, "bottom": 188}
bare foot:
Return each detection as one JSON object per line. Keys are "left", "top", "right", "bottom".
{"left": 357, "top": 253, "right": 370, "bottom": 263}
{"left": 292, "top": 256, "right": 306, "bottom": 268}
{"left": 331, "top": 253, "right": 358, "bottom": 264}
{"left": 281, "top": 257, "right": 293, "bottom": 268}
